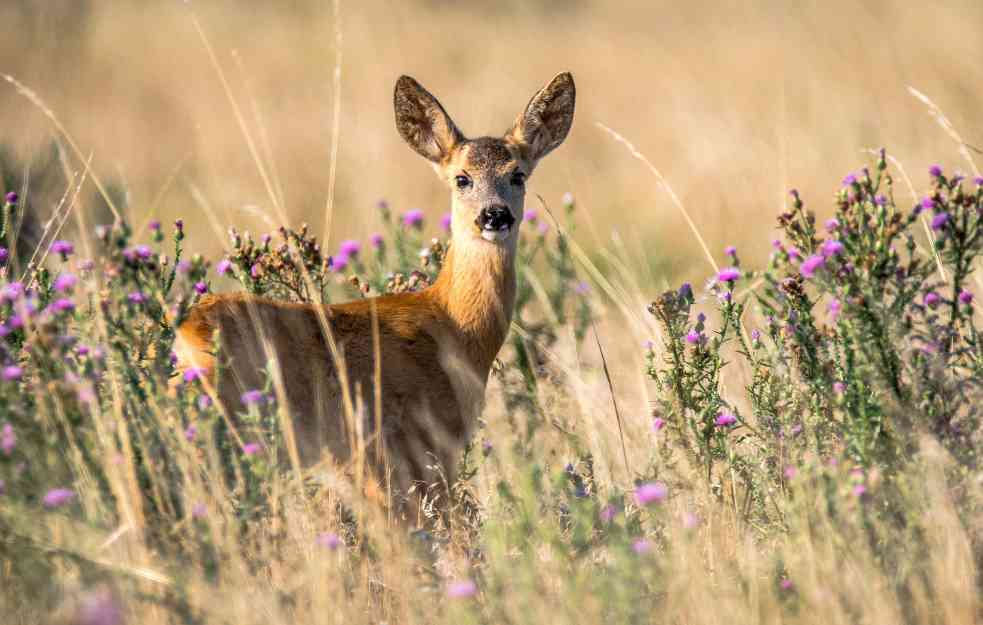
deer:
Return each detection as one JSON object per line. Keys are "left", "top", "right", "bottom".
{"left": 175, "top": 72, "right": 576, "bottom": 522}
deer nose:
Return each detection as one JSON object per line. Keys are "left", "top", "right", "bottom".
{"left": 476, "top": 205, "right": 516, "bottom": 231}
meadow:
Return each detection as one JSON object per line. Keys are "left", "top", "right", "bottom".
{"left": 1, "top": 2, "right": 983, "bottom": 624}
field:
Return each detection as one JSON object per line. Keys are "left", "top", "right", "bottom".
{"left": 1, "top": 1, "right": 982, "bottom": 623}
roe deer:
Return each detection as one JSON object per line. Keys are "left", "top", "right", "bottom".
{"left": 175, "top": 72, "right": 575, "bottom": 521}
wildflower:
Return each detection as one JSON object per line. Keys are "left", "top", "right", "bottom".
{"left": 930, "top": 212, "right": 949, "bottom": 230}
{"left": 561, "top": 192, "right": 575, "bottom": 208}
{"left": 51, "top": 298, "right": 75, "bottom": 313}
{"left": 787, "top": 247, "right": 802, "bottom": 261}
{"left": 1, "top": 423, "right": 15, "bottom": 454}
{"left": 685, "top": 330, "right": 704, "bottom": 345}
{"left": 5, "top": 191, "right": 18, "bottom": 204}
{"left": 149, "top": 220, "right": 161, "bottom": 232}
{"left": 682, "top": 512, "right": 701, "bottom": 529}
{"left": 634, "top": 481, "right": 668, "bottom": 506}
{"left": 197, "top": 394, "right": 212, "bottom": 410}
{"left": 852, "top": 484, "right": 867, "bottom": 498}
{"left": 600, "top": 504, "right": 618, "bottom": 523}
{"left": 50, "top": 240, "right": 74, "bottom": 259}
{"left": 316, "top": 532, "right": 341, "bottom": 550}
{"left": 183, "top": 367, "right": 207, "bottom": 383}
{"left": 537, "top": 221, "right": 549, "bottom": 235}
{"left": 447, "top": 579, "right": 477, "bottom": 599}
{"left": 924, "top": 291, "right": 941, "bottom": 308}
{"left": 824, "top": 218, "right": 840, "bottom": 231}
{"left": 958, "top": 290, "right": 974, "bottom": 305}
{"left": 402, "top": 209, "right": 424, "bottom": 228}
{"left": 250, "top": 264, "right": 262, "bottom": 279}
{"left": 632, "top": 539, "right": 653, "bottom": 554}
{"left": 717, "top": 267, "right": 741, "bottom": 283}
{"left": 652, "top": 417, "right": 665, "bottom": 432}
{"left": 53, "top": 273, "right": 77, "bottom": 293}
{"left": 783, "top": 465, "right": 797, "bottom": 480}
{"left": 715, "top": 412, "right": 737, "bottom": 427}
{"left": 242, "top": 442, "right": 262, "bottom": 456}
{"left": 929, "top": 164, "right": 943, "bottom": 177}
{"left": 724, "top": 245, "right": 736, "bottom": 257}
{"left": 440, "top": 212, "right": 453, "bottom": 231}
{"left": 369, "top": 233, "right": 384, "bottom": 249}
{"left": 184, "top": 425, "right": 197, "bottom": 442}
{"left": 0, "top": 247, "right": 7, "bottom": 266}
{"left": 827, "top": 298, "right": 842, "bottom": 321}
{"left": 174, "top": 219, "right": 184, "bottom": 233}
{"left": 191, "top": 502, "right": 207, "bottom": 519}
{"left": 975, "top": 176, "right": 983, "bottom": 186}
{"left": 1, "top": 365, "right": 21, "bottom": 382}
{"left": 216, "top": 259, "right": 232, "bottom": 275}
{"left": 821, "top": 239, "right": 844, "bottom": 257}
{"left": 874, "top": 194, "right": 888, "bottom": 206}
{"left": 750, "top": 328, "right": 761, "bottom": 343}
{"left": 919, "top": 196, "right": 935, "bottom": 212}
{"left": 482, "top": 439, "right": 493, "bottom": 455}
{"left": 126, "top": 291, "right": 147, "bottom": 305}
{"left": 76, "top": 588, "right": 124, "bottom": 625}
{"left": 643, "top": 339, "right": 654, "bottom": 350}
{"left": 339, "top": 239, "right": 361, "bottom": 258}
{"left": 193, "top": 281, "right": 208, "bottom": 295}
{"left": 524, "top": 209, "right": 538, "bottom": 223}
{"left": 841, "top": 173, "right": 857, "bottom": 186}
{"left": 574, "top": 281, "right": 590, "bottom": 295}
{"left": 799, "top": 254, "right": 825, "bottom": 278}
{"left": 135, "top": 244, "right": 152, "bottom": 259}
{"left": 833, "top": 381, "right": 846, "bottom": 394}
{"left": 43, "top": 488, "right": 76, "bottom": 508}
{"left": 241, "top": 389, "right": 265, "bottom": 405}
{"left": 330, "top": 253, "right": 349, "bottom": 272}
{"left": 780, "top": 578, "right": 794, "bottom": 591}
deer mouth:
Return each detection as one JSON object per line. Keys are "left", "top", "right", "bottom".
{"left": 476, "top": 206, "right": 516, "bottom": 242}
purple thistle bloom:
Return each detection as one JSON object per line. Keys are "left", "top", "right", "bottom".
{"left": 126, "top": 291, "right": 147, "bottom": 305}
{"left": 852, "top": 484, "right": 867, "bottom": 498}
{"left": 197, "top": 394, "right": 212, "bottom": 410}
{"left": 715, "top": 412, "right": 737, "bottom": 427}
{"left": 250, "top": 263, "right": 262, "bottom": 279}
{"left": 5, "top": 191, "right": 18, "bottom": 204}
{"left": 1, "top": 423, "right": 15, "bottom": 455}
{"left": 149, "top": 220, "right": 161, "bottom": 232}
{"left": 174, "top": 219, "right": 184, "bottom": 233}
{"left": 634, "top": 481, "right": 668, "bottom": 506}
{"left": 574, "top": 281, "right": 591, "bottom": 295}
{"left": 43, "top": 488, "right": 76, "bottom": 508}
{"left": 821, "top": 240, "right": 844, "bottom": 257}
{"left": 682, "top": 512, "right": 701, "bottom": 529}
{"left": 402, "top": 209, "right": 424, "bottom": 228}
{"left": 183, "top": 367, "right": 207, "bottom": 383}
{"left": 923, "top": 291, "right": 941, "bottom": 308}
{"left": 369, "top": 233, "right": 384, "bottom": 249}
{"left": 827, "top": 298, "right": 842, "bottom": 320}
{"left": 783, "top": 465, "right": 797, "bottom": 480}
{"left": 780, "top": 578, "right": 794, "bottom": 591}
{"left": 0, "top": 247, "right": 8, "bottom": 266}
{"left": 330, "top": 253, "right": 349, "bottom": 272}
{"left": 2, "top": 282, "right": 22, "bottom": 302}
{"left": 750, "top": 328, "right": 761, "bottom": 342}
{"left": 600, "top": 504, "right": 618, "bottom": 523}
{"left": 339, "top": 239, "right": 361, "bottom": 258}
{"left": 958, "top": 290, "right": 974, "bottom": 305}
{"left": 135, "top": 245, "right": 152, "bottom": 259}
{"left": 833, "top": 381, "right": 846, "bottom": 394}
{"left": 1, "top": 365, "right": 21, "bottom": 382}
{"left": 920, "top": 196, "right": 935, "bottom": 211}
{"left": 447, "top": 579, "right": 477, "bottom": 599}
{"left": 193, "top": 281, "right": 208, "bottom": 295}
{"left": 632, "top": 539, "right": 653, "bottom": 554}
{"left": 842, "top": 173, "right": 857, "bottom": 186}
{"left": 523, "top": 209, "right": 538, "bottom": 223}
{"left": 652, "top": 417, "right": 665, "bottom": 432}
{"left": 538, "top": 221, "right": 549, "bottom": 235}
{"left": 191, "top": 502, "right": 207, "bottom": 519}
{"left": 800, "top": 254, "right": 825, "bottom": 279}
{"left": 77, "top": 588, "right": 124, "bottom": 625}
{"left": 216, "top": 259, "right": 232, "bottom": 275}
{"left": 242, "top": 442, "right": 262, "bottom": 456}
{"left": 874, "top": 194, "right": 888, "bottom": 206}
{"left": 54, "top": 273, "right": 77, "bottom": 293}
{"left": 685, "top": 330, "right": 703, "bottom": 345}
{"left": 717, "top": 267, "right": 741, "bottom": 283}
{"left": 177, "top": 260, "right": 192, "bottom": 274}
{"left": 50, "top": 240, "right": 74, "bottom": 258}
{"left": 724, "top": 245, "right": 736, "bottom": 257}
{"left": 975, "top": 176, "right": 983, "bottom": 186}
{"left": 440, "top": 212, "right": 453, "bottom": 231}
{"left": 787, "top": 247, "right": 802, "bottom": 261}
{"left": 316, "top": 532, "right": 341, "bottom": 550}
{"left": 929, "top": 164, "right": 942, "bottom": 177}
{"left": 51, "top": 298, "right": 76, "bottom": 313}
{"left": 930, "top": 212, "right": 949, "bottom": 230}
{"left": 561, "top": 192, "right": 575, "bottom": 208}
{"left": 184, "top": 425, "right": 197, "bottom": 442}
{"left": 824, "top": 218, "right": 840, "bottom": 231}
{"left": 241, "top": 389, "right": 265, "bottom": 405}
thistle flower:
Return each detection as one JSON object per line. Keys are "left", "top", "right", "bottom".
{"left": 126, "top": 291, "right": 148, "bottom": 305}
{"left": 43, "top": 488, "right": 76, "bottom": 508}
{"left": 369, "top": 233, "right": 384, "bottom": 249}
{"left": 717, "top": 267, "right": 741, "bottom": 283}
{"left": 929, "top": 164, "right": 943, "bottom": 177}
{"left": 715, "top": 412, "right": 737, "bottom": 427}
{"left": 652, "top": 417, "right": 665, "bottom": 432}
{"left": 833, "top": 381, "right": 846, "bottom": 394}
{"left": 537, "top": 221, "right": 549, "bottom": 235}
{"left": 930, "top": 212, "right": 949, "bottom": 230}
{"left": 1, "top": 423, "right": 15, "bottom": 455}
{"left": 783, "top": 465, "right": 797, "bottom": 480}
{"left": 574, "top": 281, "right": 591, "bottom": 295}
{"left": 0, "top": 247, "right": 8, "bottom": 266}
{"left": 183, "top": 367, "right": 207, "bottom": 383}
{"left": 402, "top": 209, "right": 424, "bottom": 228}
{"left": 523, "top": 209, "right": 538, "bottom": 223}
{"left": 216, "top": 259, "right": 232, "bottom": 275}
{"left": 3, "top": 282, "right": 23, "bottom": 303}
{"left": 316, "top": 532, "right": 341, "bottom": 550}
{"left": 242, "top": 442, "right": 262, "bottom": 456}
{"left": 599, "top": 504, "right": 617, "bottom": 523}
{"left": 330, "top": 253, "right": 349, "bottom": 272}
{"left": 827, "top": 298, "right": 842, "bottom": 321}
{"left": 197, "top": 394, "right": 212, "bottom": 410}
{"left": 800, "top": 254, "right": 825, "bottom": 279}
{"left": 447, "top": 580, "right": 477, "bottom": 599}
{"left": 51, "top": 298, "right": 76, "bottom": 313}
{"left": 634, "top": 481, "right": 668, "bottom": 506}
{"left": 780, "top": 578, "right": 794, "bottom": 591}
{"left": 184, "top": 425, "right": 197, "bottom": 442}
{"left": 958, "top": 290, "right": 974, "bottom": 305}
{"left": 632, "top": 539, "right": 653, "bottom": 554}
{"left": 975, "top": 176, "right": 983, "bottom": 186}
{"left": 852, "top": 484, "right": 867, "bottom": 498}
{"left": 724, "top": 245, "right": 736, "bottom": 257}
{"left": 241, "top": 389, "right": 265, "bottom": 405}
{"left": 682, "top": 512, "right": 701, "bottom": 529}
{"left": 50, "top": 240, "right": 74, "bottom": 259}
{"left": 193, "top": 281, "right": 208, "bottom": 295}
{"left": 191, "top": 503, "right": 207, "bottom": 519}
{"left": 821, "top": 240, "right": 844, "bottom": 257}
{"left": 440, "top": 212, "right": 453, "bottom": 231}
{"left": 923, "top": 291, "right": 941, "bottom": 308}
{"left": 919, "top": 197, "right": 935, "bottom": 212}
{"left": 76, "top": 588, "right": 124, "bottom": 625}
{"left": 339, "top": 239, "right": 361, "bottom": 258}
{"left": 149, "top": 220, "right": 161, "bottom": 232}
{"left": 561, "top": 192, "right": 575, "bottom": 208}
{"left": 841, "top": 173, "right": 857, "bottom": 186}
{"left": 824, "top": 218, "right": 840, "bottom": 231}
{"left": 685, "top": 330, "right": 704, "bottom": 345}
{"left": 54, "top": 273, "right": 77, "bottom": 293}
{"left": 873, "top": 194, "right": 887, "bottom": 206}
{"left": 5, "top": 191, "right": 18, "bottom": 204}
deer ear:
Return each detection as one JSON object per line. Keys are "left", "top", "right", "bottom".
{"left": 394, "top": 76, "right": 463, "bottom": 164}
{"left": 507, "top": 72, "right": 576, "bottom": 162}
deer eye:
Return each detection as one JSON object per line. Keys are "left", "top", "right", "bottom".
{"left": 510, "top": 171, "right": 527, "bottom": 187}
{"left": 455, "top": 175, "right": 471, "bottom": 189}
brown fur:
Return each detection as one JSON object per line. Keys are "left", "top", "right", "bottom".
{"left": 175, "top": 73, "right": 575, "bottom": 520}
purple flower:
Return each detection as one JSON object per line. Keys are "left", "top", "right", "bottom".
{"left": 330, "top": 253, "right": 349, "bottom": 272}
{"left": 242, "top": 442, "right": 262, "bottom": 456}
{"left": 51, "top": 298, "right": 76, "bottom": 313}
{"left": 197, "top": 394, "right": 212, "bottom": 410}
{"left": 50, "top": 240, "right": 74, "bottom": 258}
{"left": 191, "top": 502, "right": 207, "bottom": 519}
{"left": 824, "top": 218, "right": 840, "bottom": 231}
{"left": 250, "top": 264, "right": 261, "bottom": 279}
{"left": 685, "top": 330, "right": 704, "bottom": 345}
{"left": 632, "top": 539, "right": 653, "bottom": 554}
{"left": 339, "top": 239, "right": 361, "bottom": 258}
{"left": 316, "top": 532, "right": 341, "bottom": 550}
{"left": 402, "top": 209, "right": 424, "bottom": 228}
{"left": 717, "top": 267, "right": 741, "bottom": 283}
{"left": 780, "top": 578, "right": 794, "bottom": 591}
{"left": 177, "top": 260, "right": 192, "bottom": 274}
{"left": 783, "top": 465, "right": 797, "bottom": 480}
{"left": 538, "top": 221, "right": 549, "bottom": 235}
{"left": 2, "top": 282, "right": 22, "bottom": 302}
{"left": 216, "top": 259, "right": 232, "bottom": 275}
{"left": 930, "top": 212, "right": 949, "bottom": 230}
{"left": 923, "top": 291, "right": 941, "bottom": 307}
{"left": 5, "top": 191, "right": 18, "bottom": 204}
{"left": 523, "top": 209, "right": 538, "bottom": 223}
{"left": 874, "top": 195, "right": 888, "bottom": 206}
{"left": 929, "top": 164, "right": 943, "bottom": 177}
{"left": 750, "top": 329, "right": 761, "bottom": 342}
{"left": 149, "top": 220, "right": 161, "bottom": 232}
{"left": 2, "top": 365, "right": 22, "bottom": 382}
{"left": 652, "top": 417, "right": 665, "bottom": 432}
{"left": 76, "top": 588, "right": 124, "bottom": 625}
{"left": 852, "top": 484, "right": 867, "bottom": 498}
{"left": 126, "top": 291, "right": 147, "bottom": 305}
{"left": 193, "top": 281, "right": 208, "bottom": 295}
{"left": 135, "top": 245, "right": 152, "bottom": 259}
{"left": 958, "top": 290, "right": 974, "bottom": 305}
{"left": 54, "top": 273, "right": 77, "bottom": 293}
{"left": 241, "top": 389, "right": 265, "bottom": 405}
{"left": 600, "top": 504, "right": 618, "bottom": 523}
{"left": 369, "top": 233, "right": 384, "bottom": 249}
{"left": 446, "top": 579, "right": 477, "bottom": 599}
{"left": 43, "top": 488, "right": 76, "bottom": 508}
{"left": 975, "top": 176, "right": 983, "bottom": 186}
{"left": 800, "top": 254, "right": 825, "bottom": 279}
{"left": 833, "top": 381, "right": 846, "bottom": 394}
{"left": 841, "top": 173, "right": 857, "bottom": 186}
{"left": 634, "top": 482, "right": 668, "bottom": 506}
{"left": 1, "top": 423, "right": 15, "bottom": 455}
{"left": 440, "top": 212, "right": 453, "bottom": 231}
{"left": 821, "top": 240, "right": 844, "bottom": 257}
{"left": 682, "top": 512, "right": 701, "bottom": 529}
{"left": 574, "top": 281, "right": 591, "bottom": 295}
{"left": 174, "top": 219, "right": 184, "bottom": 233}
{"left": 715, "top": 412, "right": 737, "bottom": 427}
{"left": 724, "top": 245, "right": 736, "bottom": 257}
{"left": 920, "top": 196, "right": 935, "bottom": 212}
{"left": 184, "top": 425, "right": 197, "bottom": 442}
{"left": 0, "top": 247, "right": 8, "bottom": 266}
{"left": 183, "top": 367, "right": 207, "bottom": 383}
{"left": 827, "top": 298, "right": 842, "bottom": 321}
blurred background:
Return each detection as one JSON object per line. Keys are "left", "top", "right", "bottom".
{"left": 1, "top": 0, "right": 982, "bottom": 287}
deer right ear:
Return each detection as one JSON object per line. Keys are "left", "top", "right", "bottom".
{"left": 394, "top": 76, "right": 463, "bottom": 164}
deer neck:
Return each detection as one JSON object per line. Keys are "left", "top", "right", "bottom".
{"left": 431, "top": 233, "right": 516, "bottom": 373}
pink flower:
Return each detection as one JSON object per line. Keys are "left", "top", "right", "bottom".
{"left": 446, "top": 579, "right": 477, "bottom": 599}
{"left": 958, "top": 290, "right": 974, "bottom": 305}
{"left": 783, "top": 466, "right": 797, "bottom": 480}
{"left": 800, "top": 254, "right": 825, "bottom": 278}
{"left": 339, "top": 239, "right": 361, "bottom": 258}
{"left": 715, "top": 412, "right": 737, "bottom": 427}
{"left": 852, "top": 484, "right": 867, "bottom": 498}
{"left": 369, "top": 233, "right": 384, "bottom": 249}
{"left": 216, "top": 259, "right": 232, "bottom": 275}
{"left": 523, "top": 209, "right": 538, "bottom": 223}
{"left": 652, "top": 417, "right": 665, "bottom": 432}
{"left": 193, "top": 281, "right": 208, "bottom": 295}
{"left": 43, "top": 488, "right": 76, "bottom": 508}
{"left": 242, "top": 442, "right": 262, "bottom": 456}
{"left": 440, "top": 212, "right": 453, "bottom": 231}
{"left": 632, "top": 539, "right": 653, "bottom": 554}
{"left": 241, "top": 390, "right": 265, "bottom": 405}
{"left": 54, "top": 273, "right": 78, "bottom": 293}
{"left": 923, "top": 291, "right": 941, "bottom": 308}
{"left": 183, "top": 367, "right": 207, "bottom": 383}
{"left": 599, "top": 504, "right": 618, "bottom": 523}
{"left": 2, "top": 365, "right": 23, "bottom": 381}
{"left": 316, "top": 532, "right": 341, "bottom": 550}
{"left": 827, "top": 298, "right": 842, "bottom": 321}
{"left": 76, "top": 587, "right": 124, "bottom": 625}
{"left": 821, "top": 240, "right": 844, "bottom": 257}
{"left": 184, "top": 425, "right": 197, "bottom": 442}
{"left": 402, "top": 209, "right": 424, "bottom": 228}
{"left": 717, "top": 267, "right": 741, "bottom": 283}
{"left": 780, "top": 578, "right": 794, "bottom": 591}
{"left": 634, "top": 482, "right": 668, "bottom": 506}
{"left": 191, "top": 502, "right": 207, "bottom": 519}
{"left": 1, "top": 423, "right": 15, "bottom": 455}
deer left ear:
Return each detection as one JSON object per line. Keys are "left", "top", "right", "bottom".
{"left": 507, "top": 72, "right": 576, "bottom": 163}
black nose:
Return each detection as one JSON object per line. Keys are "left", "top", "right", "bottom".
{"left": 476, "top": 205, "right": 516, "bottom": 231}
